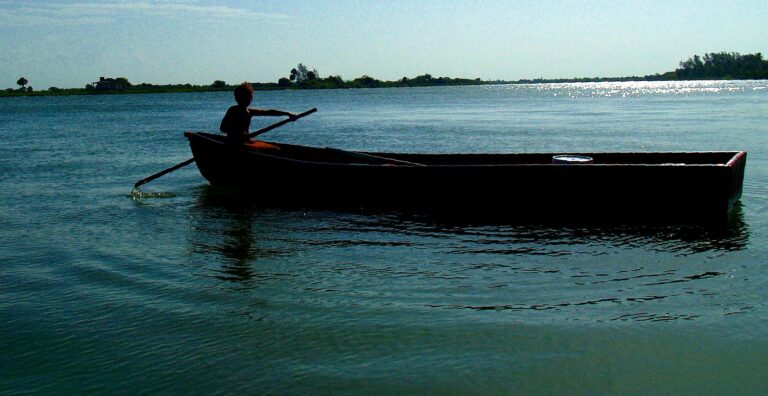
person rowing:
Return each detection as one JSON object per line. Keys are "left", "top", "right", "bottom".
{"left": 220, "top": 82, "right": 298, "bottom": 145}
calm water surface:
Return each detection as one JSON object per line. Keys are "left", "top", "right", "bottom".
{"left": 2, "top": 81, "right": 768, "bottom": 394}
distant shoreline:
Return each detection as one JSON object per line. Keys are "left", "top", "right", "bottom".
{"left": 1, "top": 76, "right": 764, "bottom": 99}
{"left": 3, "top": 51, "right": 766, "bottom": 98}
{"left": 0, "top": 75, "right": 491, "bottom": 98}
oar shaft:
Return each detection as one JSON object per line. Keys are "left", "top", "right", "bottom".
{"left": 324, "top": 147, "right": 426, "bottom": 166}
{"left": 134, "top": 158, "right": 195, "bottom": 188}
{"left": 248, "top": 108, "right": 317, "bottom": 139}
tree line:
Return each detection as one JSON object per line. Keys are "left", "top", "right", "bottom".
{"left": 1, "top": 69, "right": 484, "bottom": 97}
{"left": 3, "top": 52, "right": 767, "bottom": 96}
{"left": 675, "top": 52, "right": 768, "bottom": 80}
{"left": 276, "top": 63, "right": 484, "bottom": 89}
{"left": 515, "top": 52, "right": 768, "bottom": 84}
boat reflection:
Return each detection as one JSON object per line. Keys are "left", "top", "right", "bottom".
{"left": 186, "top": 186, "right": 749, "bottom": 287}
{"left": 186, "top": 187, "right": 294, "bottom": 286}
{"left": 388, "top": 204, "right": 750, "bottom": 256}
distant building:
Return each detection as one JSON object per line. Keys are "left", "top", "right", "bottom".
{"left": 90, "top": 77, "right": 129, "bottom": 91}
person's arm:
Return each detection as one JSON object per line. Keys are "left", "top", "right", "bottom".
{"left": 249, "top": 108, "right": 298, "bottom": 120}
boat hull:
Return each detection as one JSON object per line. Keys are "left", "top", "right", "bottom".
{"left": 185, "top": 132, "right": 746, "bottom": 221}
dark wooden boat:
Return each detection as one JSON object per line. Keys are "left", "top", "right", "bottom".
{"left": 184, "top": 132, "right": 747, "bottom": 220}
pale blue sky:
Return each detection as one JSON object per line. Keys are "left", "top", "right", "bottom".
{"left": 1, "top": 0, "right": 767, "bottom": 89}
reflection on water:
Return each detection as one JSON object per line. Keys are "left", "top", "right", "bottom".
{"left": 190, "top": 187, "right": 749, "bottom": 260}
{"left": 183, "top": 187, "right": 751, "bottom": 322}
{"left": 210, "top": 204, "right": 257, "bottom": 282}
{"left": 187, "top": 188, "right": 294, "bottom": 285}
{"left": 334, "top": 206, "right": 749, "bottom": 256}
{"left": 506, "top": 79, "right": 764, "bottom": 98}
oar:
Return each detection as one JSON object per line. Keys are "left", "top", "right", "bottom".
{"left": 247, "top": 108, "right": 316, "bottom": 139}
{"left": 133, "top": 107, "right": 317, "bottom": 189}
{"left": 324, "top": 147, "right": 426, "bottom": 166}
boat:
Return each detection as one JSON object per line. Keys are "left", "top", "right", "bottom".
{"left": 184, "top": 132, "right": 747, "bottom": 221}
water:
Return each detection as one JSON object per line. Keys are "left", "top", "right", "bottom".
{"left": 1, "top": 81, "right": 767, "bottom": 394}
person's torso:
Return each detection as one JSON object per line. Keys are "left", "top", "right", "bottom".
{"left": 221, "top": 106, "right": 251, "bottom": 142}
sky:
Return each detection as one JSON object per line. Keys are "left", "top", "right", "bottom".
{"left": 1, "top": 0, "right": 767, "bottom": 89}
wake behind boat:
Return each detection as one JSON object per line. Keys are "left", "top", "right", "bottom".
{"left": 184, "top": 131, "right": 746, "bottom": 221}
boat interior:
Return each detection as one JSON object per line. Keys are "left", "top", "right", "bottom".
{"left": 188, "top": 132, "right": 743, "bottom": 167}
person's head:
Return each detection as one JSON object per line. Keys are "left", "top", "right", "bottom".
{"left": 234, "top": 82, "right": 253, "bottom": 106}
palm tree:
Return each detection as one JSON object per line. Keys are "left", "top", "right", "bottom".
{"left": 17, "top": 77, "right": 28, "bottom": 90}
